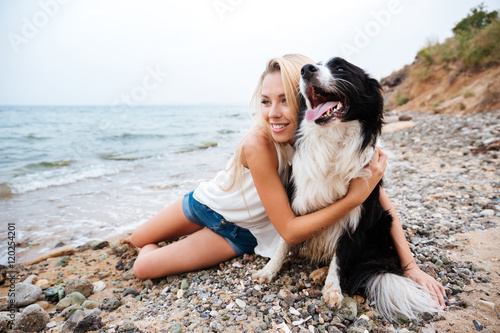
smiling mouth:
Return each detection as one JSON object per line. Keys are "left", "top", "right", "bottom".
{"left": 306, "top": 86, "right": 349, "bottom": 124}
{"left": 271, "top": 123, "right": 288, "bottom": 132}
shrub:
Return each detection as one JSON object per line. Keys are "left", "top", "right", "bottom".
{"left": 462, "top": 19, "right": 500, "bottom": 69}
{"left": 396, "top": 93, "right": 410, "bottom": 106}
{"left": 464, "top": 91, "right": 476, "bottom": 98}
{"left": 411, "top": 4, "right": 499, "bottom": 72}
{"left": 417, "top": 47, "right": 434, "bottom": 65}
{"left": 453, "top": 3, "right": 498, "bottom": 39}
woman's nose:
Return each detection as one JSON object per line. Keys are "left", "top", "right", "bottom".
{"left": 269, "top": 104, "right": 281, "bottom": 118}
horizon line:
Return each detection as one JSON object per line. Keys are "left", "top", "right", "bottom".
{"left": 0, "top": 103, "right": 250, "bottom": 107}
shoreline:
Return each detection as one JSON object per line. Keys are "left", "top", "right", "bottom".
{"left": 19, "top": 232, "right": 133, "bottom": 267}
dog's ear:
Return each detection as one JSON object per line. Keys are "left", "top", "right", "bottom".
{"left": 298, "top": 93, "right": 307, "bottom": 109}
{"left": 365, "top": 77, "right": 384, "bottom": 112}
{"left": 298, "top": 93, "right": 307, "bottom": 122}
{"left": 366, "top": 77, "right": 382, "bottom": 95}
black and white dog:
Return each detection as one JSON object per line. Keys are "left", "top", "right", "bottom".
{"left": 253, "top": 57, "right": 441, "bottom": 321}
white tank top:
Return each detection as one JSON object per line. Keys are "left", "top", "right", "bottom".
{"left": 193, "top": 143, "right": 294, "bottom": 258}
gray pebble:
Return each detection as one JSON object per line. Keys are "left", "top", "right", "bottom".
{"left": 61, "top": 309, "right": 85, "bottom": 333}
{"left": 13, "top": 304, "right": 49, "bottom": 331}
{"left": 340, "top": 297, "right": 357, "bottom": 321}
{"left": 236, "top": 314, "right": 248, "bottom": 321}
{"left": 122, "top": 321, "right": 135, "bottom": 330}
{"left": 170, "top": 322, "right": 182, "bottom": 333}
{"left": 74, "top": 308, "right": 102, "bottom": 333}
{"left": 346, "top": 327, "right": 366, "bottom": 333}
{"left": 123, "top": 287, "right": 140, "bottom": 297}
{"left": 56, "top": 292, "right": 86, "bottom": 310}
{"left": 180, "top": 279, "right": 189, "bottom": 290}
{"left": 101, "top": 296, "right": 122, "bottom": 312}
{"left": 65, "top": 278, "right": 94, "bottom": 298}
{"left": 14, "top": 282, "right": 42, "bottom": 307}
{"left": 23, "top": 274, "right": 38, "bottom": 284}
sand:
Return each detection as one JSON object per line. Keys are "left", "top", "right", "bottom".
{"left": 432, "top": 228, "right": 500, "bottom": 332}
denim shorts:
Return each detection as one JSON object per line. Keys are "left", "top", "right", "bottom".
{"left": 182, "top": 191, "right": 258, "bottom": 257}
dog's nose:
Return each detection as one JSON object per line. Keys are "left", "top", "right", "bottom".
{"left": 301, "top": 64, "right": 318, "bottom": 79}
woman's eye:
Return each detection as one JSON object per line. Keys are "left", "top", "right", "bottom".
{"left": 261, "top": 100, "right": 270, "bottom": 105}
{"left": 281, "top": 98, "right": 287, "bottom": 104}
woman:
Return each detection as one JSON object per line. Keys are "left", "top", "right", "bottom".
{"left": 126, "top": 54, "right": 446, "bottom": 307}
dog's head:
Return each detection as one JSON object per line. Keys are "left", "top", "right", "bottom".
{"left": 299, "top": 57, "right": 384, "bottom": 150}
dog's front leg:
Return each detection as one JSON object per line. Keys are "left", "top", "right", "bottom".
{"left": 322, "top": 254, "right": 344, "bottom": 308}
{"left": 252, "top": 238, "right": 289, "bottom": 283}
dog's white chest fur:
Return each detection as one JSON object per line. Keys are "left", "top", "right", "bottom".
{"left": 291, "top": 119, "right": 373, "bottom": 262}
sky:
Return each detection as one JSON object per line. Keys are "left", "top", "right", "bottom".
{"left": 0, "top": 0, "right": 498, "bottom": 106}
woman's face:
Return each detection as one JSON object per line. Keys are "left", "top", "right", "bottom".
{"left": 260, "top": 71, "right": 297, "bottom": 145}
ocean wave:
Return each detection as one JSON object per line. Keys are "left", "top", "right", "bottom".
{"left": 0, "top": 134, "right": 51, "bottom": 142}
{"left": 10, "top": 160, "right": 73, "bottom": 179}
{"left": 217, "top": 130, "right": 237, "bottom": 134}
{"left": 0, "top": 182, "right": 13, "bottom": 199}
{"left": 99, "top": 152, "right": 154, "bottom": 161}
{"left": 174, "top": 142, "right": 218, "bottom": 154}
{"left": 228, "top": 113, "right": 247, "bottom": 118}
{"left": 25, "top": 134, "right": 51, "bottom": 141}
{"left": 6, "top": 164, "right": 130, "bottom": 195}
{"left": 101, "top": 133, "right": 167, "bottom": 141}
{"left": 24, "top": 160, "right": 73, "bottom": 170}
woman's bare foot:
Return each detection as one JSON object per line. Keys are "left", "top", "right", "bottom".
{"left": 122, "top": 236, "right": 136, "bottom": 247}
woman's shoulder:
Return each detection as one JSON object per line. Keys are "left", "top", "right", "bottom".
{"left": 244, "top": 132, "right": 274, "bottom": 149}
{"left": 242, "top": 132, "right": 279, "bottom": 168}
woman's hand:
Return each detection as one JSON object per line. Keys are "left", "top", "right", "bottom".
{"left": 347, "top": 147, "right": 387, "bottom": 205}
{"left": 405, "top": 263, "right": 447, "bottom": 308}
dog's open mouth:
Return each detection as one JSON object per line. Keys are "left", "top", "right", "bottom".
{"left": 306, "top": 86, "right": 349, "bottom": 124}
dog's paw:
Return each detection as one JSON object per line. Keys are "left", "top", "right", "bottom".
{"left": 252, "top": 268, "right": 276, "bottom": 283}
{"left": 309, "top": 266, "right": 329, "bottom": 285}
{"left": 323, "top": 287, "right": 344, "bottom": 309}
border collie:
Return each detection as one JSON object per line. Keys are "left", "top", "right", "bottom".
{"left": 253, "top": 57, "right": 441, "bottom": 321}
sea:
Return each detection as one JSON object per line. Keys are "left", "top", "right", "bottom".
{"left": 0, "top": 105, "right": 252, "bottom": 265}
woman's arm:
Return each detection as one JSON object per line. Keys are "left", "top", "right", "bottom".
{"left": 379, "top": 188, "right": 447, "bottom": 308}
{"left": 243, "top": 134, "right": 386, "bottom": 245}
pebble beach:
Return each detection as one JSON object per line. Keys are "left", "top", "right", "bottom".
{"left": 1, "top": 110, "right": 499, "bottom": 332}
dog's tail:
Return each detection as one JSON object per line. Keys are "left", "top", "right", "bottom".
{"left": 366, "top": 273, "right": 441, "bottom": 322}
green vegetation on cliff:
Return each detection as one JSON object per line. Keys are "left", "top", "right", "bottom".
{"left": 415, "top": 3, "right": 499, "bottom": 75}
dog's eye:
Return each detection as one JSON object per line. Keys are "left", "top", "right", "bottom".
{"left": 336, "top": 67, "right": 345, "bottom": 72}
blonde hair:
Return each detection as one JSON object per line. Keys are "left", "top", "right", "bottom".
{"left": 224, "top": 53, "right": 315, "bottom": 191}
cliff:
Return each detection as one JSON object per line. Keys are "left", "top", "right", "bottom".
{"left": 381, "top": 5, "right": 500, "bottom": 114}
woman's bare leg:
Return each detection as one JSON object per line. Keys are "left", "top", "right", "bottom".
{"left": 132, "top": 228, "right": 237, "bottom": 279}
{"left": 128, "top": 198, "right": 203, "bottom": 248}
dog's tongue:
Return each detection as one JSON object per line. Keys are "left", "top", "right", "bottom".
{"left": 305, "top": 101, "right": 339, "bottom": 122}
